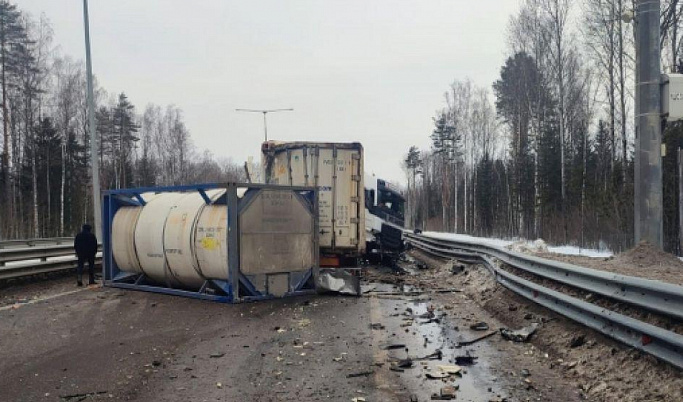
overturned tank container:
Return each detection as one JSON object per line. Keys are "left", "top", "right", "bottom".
{"left": 102, "top": 183, "right": 318, "bottom": 302}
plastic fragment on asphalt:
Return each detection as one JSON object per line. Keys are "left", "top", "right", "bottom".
{"left": 425, "top": 371, "right": 449, "bottom": 379}
{"left": 436, "top": 364, "right": 462, "bottom": 374}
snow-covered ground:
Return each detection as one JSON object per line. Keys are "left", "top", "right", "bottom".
{"left": 545, "top": 245, "right": 613, "bottom": 258}
{"left": 422, "top": 231, "right": 614, "bottom": 258}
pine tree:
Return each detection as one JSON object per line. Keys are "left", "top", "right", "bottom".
{"left": 493, "top": 52, "right": 541, "bottom": 237}
{"left": 112, "top": 93, "right": 139, "bottom": 188}
{"left": 0, "top": 0, "right": 29, "bottom": 238}
{"left": 404, "top": 146, "right": 423, "bottom": 229}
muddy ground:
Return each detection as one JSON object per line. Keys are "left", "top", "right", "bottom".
{"left": 0, "top": 252, "right": 680, "bottom": 402}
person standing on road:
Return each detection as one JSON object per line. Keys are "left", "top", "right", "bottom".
{"left": 74, "top": 224, "right": 98, "bottom": 286}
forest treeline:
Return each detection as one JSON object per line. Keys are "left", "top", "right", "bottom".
{"left": 405, "top": 0, "right": 683, "bottom": 253}
{"left": 0, "top": 2, "right": 244, "bottom": 240}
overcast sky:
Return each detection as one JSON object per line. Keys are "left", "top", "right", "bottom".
{"left": 20, "top": 0, "right": 520, "bottom": 185}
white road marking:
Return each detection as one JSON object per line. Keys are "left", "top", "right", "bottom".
{"left": 0, "top": 286, "right": 99, "bottom": 312}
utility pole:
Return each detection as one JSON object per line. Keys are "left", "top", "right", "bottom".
{"left": 83, "top": 0, "right": 101, "bottom": 238}
{"left": 634, "top": 0, "right": 663, "bottom": 248}
{"left": 236, "top": 108, "right": 293, "bottom": 142}
{"left": 678, "top": 148, "right": 683, "bottom": 254}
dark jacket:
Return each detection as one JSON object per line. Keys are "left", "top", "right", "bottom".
{"left": 74, "top": 225, "right": 98, "bottom": 259}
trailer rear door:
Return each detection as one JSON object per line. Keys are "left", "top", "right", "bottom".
{"left": 266, "top": 143, "right": 364, "bottom": 255}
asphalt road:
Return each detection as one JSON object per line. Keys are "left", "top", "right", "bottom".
{"left": 0, "top": 270, "right": 580, "bottom": 402}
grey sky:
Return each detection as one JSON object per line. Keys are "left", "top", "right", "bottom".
{"left": 20, "top": 0, "right": 520, "bottom": 185}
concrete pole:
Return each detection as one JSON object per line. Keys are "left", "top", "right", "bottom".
{"left": 83, "top": 0, "right": 101, "bottom": 239}
{"left": 634, "top": 0, "right": 663, "bottom": 248}
{"left": 678, "top": 149, "right": 683, "bottom": 254}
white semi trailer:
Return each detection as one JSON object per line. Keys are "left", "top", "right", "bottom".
{"left": 261, "top": 141, "right": 405, "bottom": 266}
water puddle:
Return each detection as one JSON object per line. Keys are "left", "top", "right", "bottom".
{"left": 366, "top": 281, "right": 507, "bottom": 401}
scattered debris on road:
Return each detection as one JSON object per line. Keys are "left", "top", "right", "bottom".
{"left": 315, "top": 268, "right": 361, "bottom": 295}
{"left": 413, "top": 350, "right": 443, "bottom": 361}
{"left": 425, "top": 371, "right": 450, "bottom": 379}
{"left": 436, "top": 364, "right": 462, "bottom": 375}
{"left": 369, "top": 322, "right": 385, "bottom": 330}
{"left": 454, "top": 354, "right": 478, "bottom": 365}
{"left": 60, "top": 391, "right": 108, "bottom": 402}
{"left": 346, "top": 370, "right": 374, "bottom": 378}
{"left": 500, "top": 323, "right": 539, "bottom": 343}
{"left": 569, "top": 334, "right": 586, "bottom": 348}
{"left": 381, "top": 343, "right": 406, "bottom": 350}
{"left": 449, "top": 260, "right": 465, "bottom": 274}
{"left": 437, "top": 384, "right": 459, "bottom": 400}
{"left": 457, "top": 330, "right": 497, "bottom": 347}
{"left": 469, "top": 321, "right": 489, "bottom": 331}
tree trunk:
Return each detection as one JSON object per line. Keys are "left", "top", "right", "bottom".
{"left": 454, "top": 161, "right": 458, "bottom": 233}
{"left": 441, "top": 157, "right": 448, "bottom": 231}
{"left": 46, "top": 149, "right": 51, "bottom": 235}
{"left": 1, "top": 17, "right": 10, "bottom": 239}
{"left": 609, "top": 0, "right": 617, "bottom": 174}
{"left": 618, "top": 0, "right": 627, "bottom": 187}
{"left": 464, "top": 165, "right": 468, "bottom": 233}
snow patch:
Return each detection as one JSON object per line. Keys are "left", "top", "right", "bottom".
{"left": 422, "top": 232, "right": 514, "bottom": 249}
{"left": 508, "top": 239, "right": 548, "bottom": 254}
{"left": 546, "top": 245, "right": 613, "bottom": 258}
{"left": 422, "top": 232, "right": 613, "bottom": 258}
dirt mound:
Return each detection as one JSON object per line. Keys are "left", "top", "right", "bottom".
{"left": 615, "top": 241, "right": 683, "bottom": 269}
{"left": 535, "top": 241, "right": 683, "bottom": 286}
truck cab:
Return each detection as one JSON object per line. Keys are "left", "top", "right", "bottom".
{"left": 364, "top": 174, "right": 405, "bottom": 259}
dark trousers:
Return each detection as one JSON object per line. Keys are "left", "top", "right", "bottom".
{"left": 77, "top": 256, "right": 95, "bottom": 284}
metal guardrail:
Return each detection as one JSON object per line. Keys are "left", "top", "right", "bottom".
{"left": 0, "top": 237, "right": 74, "bottom": 249}
{"left": 0, "top": 238, "right": 102, "bottom": 281}
{"left": 405, "top": 234, "right": 683, "bottom": 321}
{"left": 404, "top": 233, "right": 683, "bottom": 369}
{"left": 0, "top": 244, "right": 78, "bottom": 265}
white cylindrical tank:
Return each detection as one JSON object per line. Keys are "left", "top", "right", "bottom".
{"left": 134, "top": 192, "right": 186, "bottom": 286}
{"left": 194, "top": 204, "right": 228, "bottom": 280}
{"left": 111, "top": 192, "right": 162, "bottom": 274}
{"left": 163, "top": 190, "right": 224, "bottom": 288}
{"left": 112, "top": 206, "right": 144, "bottom": 274}
{"left": 112, "top": 190, "right": 231, "bottom": 289}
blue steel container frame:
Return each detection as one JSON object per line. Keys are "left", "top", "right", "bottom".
{"left": 102, "top": 182, "right": 319, "bottom": 303}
